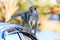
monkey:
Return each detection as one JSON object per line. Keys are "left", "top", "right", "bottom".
{"left": 7, "top": 6, "right": 38, "bottom": 36}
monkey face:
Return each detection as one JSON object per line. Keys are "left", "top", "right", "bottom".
{"left": 29, "top": 6, "right": 37, "bottom": 13}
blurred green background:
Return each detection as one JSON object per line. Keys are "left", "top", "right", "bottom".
{"left": 0, "top": 0, "right": 60, "bottom": 30}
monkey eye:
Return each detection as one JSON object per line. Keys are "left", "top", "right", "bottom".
{"left": 34, "top": 8, "right": 36, "bottom": 10}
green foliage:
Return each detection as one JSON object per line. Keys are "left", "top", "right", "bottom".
{"left": 0, "top": 0, "right": 59, "bottom": 24}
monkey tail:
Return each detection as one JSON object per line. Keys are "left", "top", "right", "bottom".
{"left": 6, "top": 13, "right": 23, "bottom": 23}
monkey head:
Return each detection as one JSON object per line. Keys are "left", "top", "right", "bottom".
{"left": 29, "top": 6, "right": 37, "bottom": 13}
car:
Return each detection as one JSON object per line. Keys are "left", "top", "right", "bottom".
{"left": 0, "top": 22, "right": 37, "bottom": 40}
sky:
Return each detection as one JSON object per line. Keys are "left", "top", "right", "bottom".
{"left": 50, "top": 0, "right": 57, "bottom": 5}
{"left": 0, "top": 0, "right": 58, "bottom": 5}
{"left": 30, "top": 0, "right": 57, "bottom": 5}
